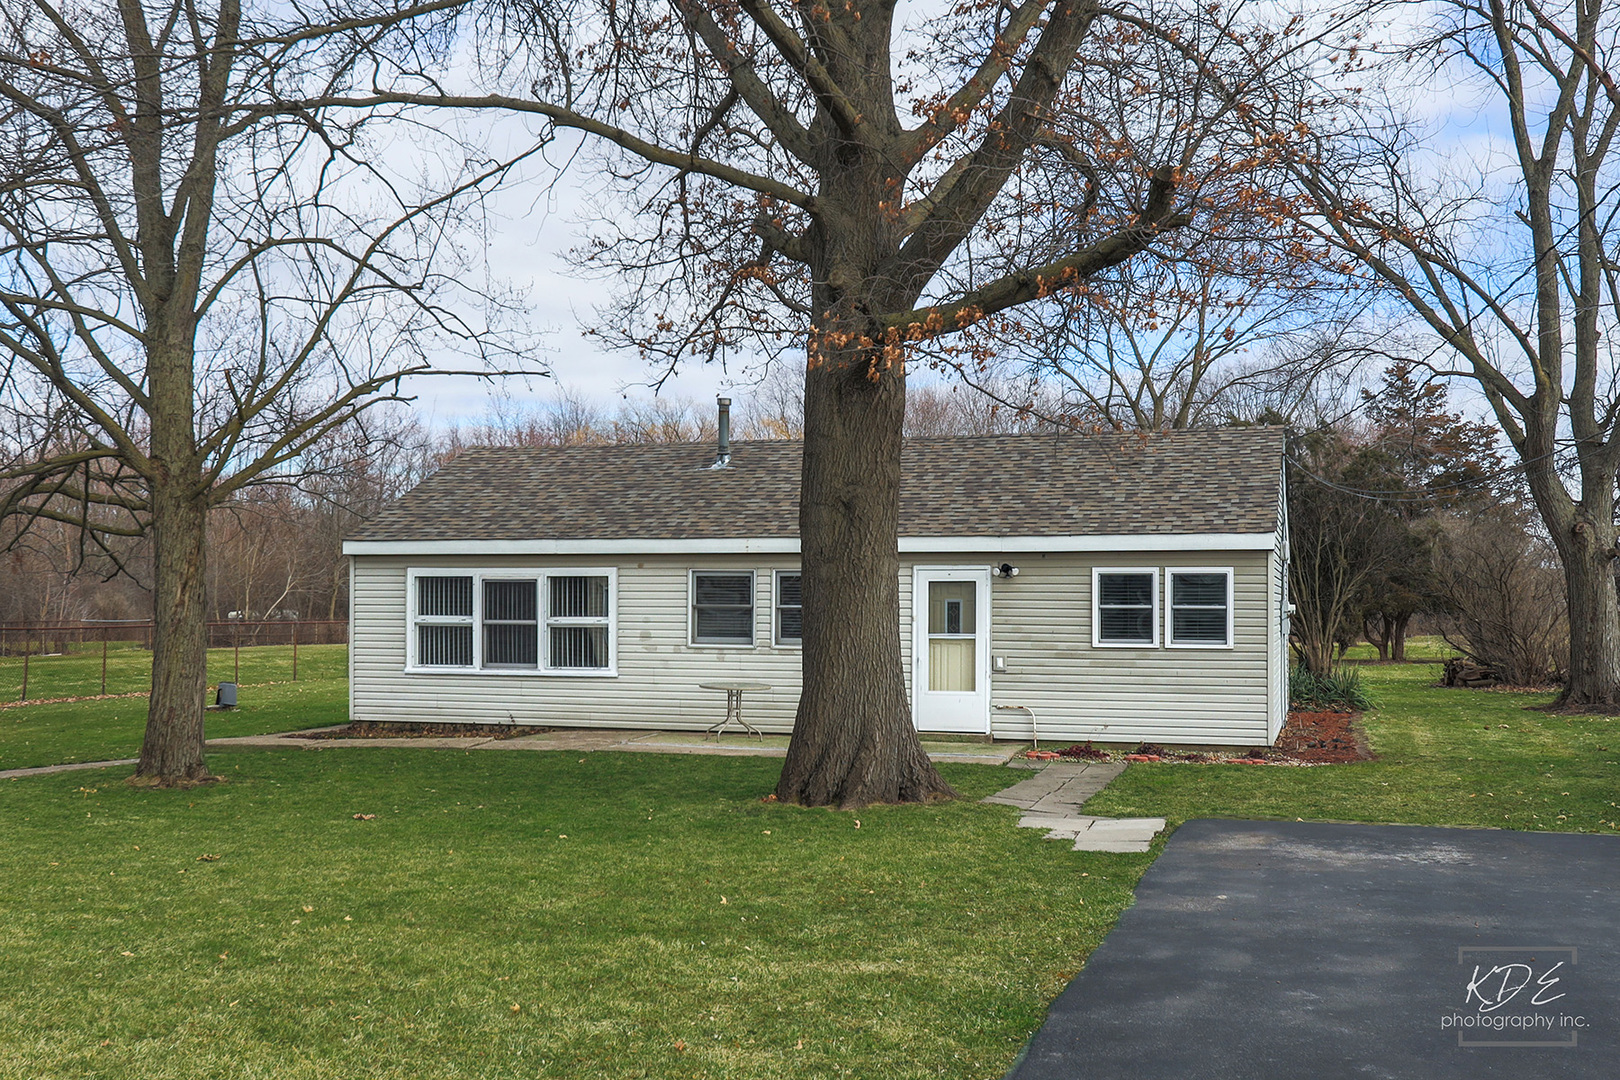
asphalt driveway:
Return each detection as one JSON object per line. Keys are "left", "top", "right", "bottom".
{"left": 1010, "top": 819, "right": 1618, "bottom": 1079}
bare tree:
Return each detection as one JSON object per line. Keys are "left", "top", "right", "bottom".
{"left": 0, "top": 0, "right": 536, "bottom": 784}
{"left": 1432, "top": 504, "right": 1568, "bottom": 686}
{"left": 1274, "top": 0, "right": 1620, "bottom": 707}
{"left": 351, "top": 0, "right": 1319, "bottom": 806}
{"left": 947, "top": 16, "right": 1359, "bottom": 433}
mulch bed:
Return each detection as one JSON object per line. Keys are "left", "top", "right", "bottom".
{"left": 289, "top": 721, "right": 555, "bottom": 740}
{"left": 1022, "top": 709, "right": 1374, "bottom": 767}
{"left": 1273, "top": 709, "right": 1374, "bottom": 763}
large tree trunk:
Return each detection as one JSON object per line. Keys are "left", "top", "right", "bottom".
{"left": 776, "top": 344, "right": 956, "bottom": 808}
{"left": 1555, "top": 517, "right": 1620, "bottom": 709}
{"left": 132, "top": 478, "right": 214, "bottom": 784}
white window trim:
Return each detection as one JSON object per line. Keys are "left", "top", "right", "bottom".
{"left": 1165, "top": 566, "right": 1235, "bottom": 650}
{"left": 688, "top": 569, "right": 758, "bottom": 648}
{"left": 404, "top": 567, "right": 618, "bottom": 676}
{"left": 1092, "top": 567, "right": 1160, "bottom": 649}
{"left": 773, "top": 569, "right": 803, "bottom": 649}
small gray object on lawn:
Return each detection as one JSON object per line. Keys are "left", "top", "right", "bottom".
{"left": 215, "top": 682, "right": 237, "bottom": 708}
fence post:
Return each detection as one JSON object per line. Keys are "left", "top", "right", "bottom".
{"left": 292, "top": 621, "right": 299, "bottom": 681}
{"left": 101, "top": 636, "right": 109, "bottom": 696}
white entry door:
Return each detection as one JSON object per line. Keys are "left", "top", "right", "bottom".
{"left": 912, "top": 567, "right": 991, "bottom": 733}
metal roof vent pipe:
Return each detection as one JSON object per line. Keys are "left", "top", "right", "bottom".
{"left": 711, "top": 396, "right": 732, "bottom": 469}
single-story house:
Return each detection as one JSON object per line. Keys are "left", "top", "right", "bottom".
{"left": 342, "top": 426, "right": 1289, "bottom": 745}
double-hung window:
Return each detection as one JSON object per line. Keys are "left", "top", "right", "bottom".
{"left": 1167, "top": 568, "right": 1233, "bottom": 648}
{"left": 547, "top": 575, "right": 612, "bottom": 669}
{"left": 1093, "top": 568, "right": 1158, "bottom": 647}
{"left": 415, "top": 575, "right": 474, "bottom": 666}
{"left": 408, "top": 569, "right": 615, "bottom": 673}
{"left": 774, "top": 571, "right": 803, "bottom": 646}
{"left": 691, "top": 571, "right": 755, "bottom": 645}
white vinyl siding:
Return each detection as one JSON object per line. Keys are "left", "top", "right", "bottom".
{"left": 1166, "top": 568, "right": 1234, "bottom": 648}
{"left": 359, "top": 555, "right": 801, "bottom": 731}
{"left": 990, "top": 551, "right": 1272, "bottom": 745}
{"left": 1269, "top": 473, "right": 1290, "bottom": 740}
{"left": 355, "top": 546, "right": 1279, "bottom": 744}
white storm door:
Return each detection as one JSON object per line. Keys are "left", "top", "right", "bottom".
{"left": 912, "top": 567, "right": 991, "bottom": 733}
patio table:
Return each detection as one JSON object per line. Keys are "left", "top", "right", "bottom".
{"left": 698, "top": 681, "right": 772, "bottom": 739}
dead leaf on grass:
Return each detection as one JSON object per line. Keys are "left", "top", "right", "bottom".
{"left": 352, "top": 813, "right": 376, "bottom": 820}
{"left": 196, "top": 854, "right": 221, "bottom": 862}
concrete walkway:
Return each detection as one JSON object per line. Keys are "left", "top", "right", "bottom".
{"left": 0, "top": 758, "right": 138, "bottom": 781}
{"left": 982, "top": 761, "right": 1164, "bottom": 852}
{"left": 206, "top": 727, "right": 1018, "bottom": 764}
{"left": 3, "top": 727, "right": 1019, "bottom": 779}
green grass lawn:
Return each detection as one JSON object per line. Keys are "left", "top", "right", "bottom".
{"left": 0, "top": 645, "right": 347, "bottom": 771}
{"left": 3, "top": 654, "right": 1616, "bottom": 1078}
{"left": 0, "top": 751, "right": 1146, "bottom": 1080}
{"left": 1088, "top": 662, "right": 1620, "bottom": 834}
{"left": 0, "top": 641, "right": 344, "bottom": 702}
{"left": 1337, "top": 633, "right": 1461, "bottom": 663}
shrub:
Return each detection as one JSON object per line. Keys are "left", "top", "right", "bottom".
{"left": 1290, "top": 662, "right": 1375, "bottom": 712}
{"left": 1429, "top": 506, "right": 1567, "bottom": 686}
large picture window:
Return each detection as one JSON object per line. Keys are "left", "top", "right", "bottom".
{"left": 483, "top": 579, "right": 538, "bottom": 668}
{"left": 408, "top": 569, "right": 615, "bottom": 674}
{"left": 692, "top": 571, "right": 755, "bottom": 645}
{"left": 1168, "top": 568, "right": 1233, "bottom": 648}
{"left": 1093, "top": 568, "right": 1158, "bottom": 647}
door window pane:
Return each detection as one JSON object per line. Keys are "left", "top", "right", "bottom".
{"left": 927, "top": 581, "right": 976, "bottom": 635}
{"left": 928, "top": 639, "right": 976, "bottom": 692}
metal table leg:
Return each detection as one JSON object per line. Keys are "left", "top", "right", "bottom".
{"left": 706, "top": 688, "right": 764, "bottom": 739}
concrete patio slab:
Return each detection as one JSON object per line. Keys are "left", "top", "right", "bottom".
{"left": 1009, "top": 819, "right": 1620, "bottom": 1079}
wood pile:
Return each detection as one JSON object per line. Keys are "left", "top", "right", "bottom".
{"left": 1442, "top": 658, "right": 1502, "bottom": 688}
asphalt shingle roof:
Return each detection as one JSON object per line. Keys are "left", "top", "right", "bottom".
{"left": 349, "top": 428, "right": 1284, "bottom": 543}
